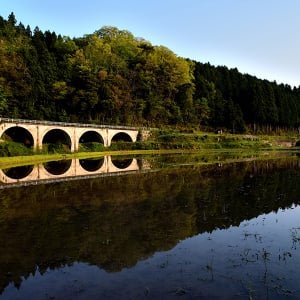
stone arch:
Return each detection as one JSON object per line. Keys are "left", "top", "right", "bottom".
{"left": 2, "top": 165, "right": 34, "bottom": 180}
{"left": 107, "top": 129, "right": 139, "bottom": 146}
{"left": 79, "top": 131, "right": 104, "bottom": 144}
{"left": 79, "top": 157, "right": 105, "bottom": 172}
{"left": 42, "top": 129, "right": 72, "bottom": 151}
{"left": 111, "top": 132, "right": 133, "bottom": 143}
{"left": 111, "top": 158, "right": 133, "bottom": 169}
{"left": 43, "top": 160, "right": 72, "bottom": 175}
{"left": 79, "top": 130, "right": 104, "bottom": 151}
{"left": 1, "top": 126, "right": 34, "bottom": 148}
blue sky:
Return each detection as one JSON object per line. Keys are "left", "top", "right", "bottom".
{"left": 0, "top": 0, "right": 299, "bottom": 87}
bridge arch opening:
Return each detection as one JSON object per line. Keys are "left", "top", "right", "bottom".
{"left": 43, "top": 160, "right": 72, "bottom": 175}
{"left": 111, "top": 158, "right": 133, "bottom": 169}
{"left": 2, "top": 127, "right": 34, "bottom": 148}
{"left": 111, "top": 132, "right": 133, "bottom": 143}
{"left": 79, "top": 131, "right": 104, "bottom": 151}
{"left": 3, "top": 165, "right": 34, "bottom": 180}
{"left": 79, "top": 158, "right": 105, "bottom": 172}
{"left": 42, "top": 129, "right": 72, "bottom": 152}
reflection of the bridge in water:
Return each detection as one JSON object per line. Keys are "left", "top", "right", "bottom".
{"left": 0, "top": 156, "right": 151, "bottom": 188}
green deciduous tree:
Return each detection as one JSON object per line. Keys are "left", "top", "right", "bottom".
{"left": 0, "top": 13, "right": 299, "bottom": 132}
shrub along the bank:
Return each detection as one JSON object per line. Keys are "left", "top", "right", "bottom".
{"left": 79, "top": 142, "right": 106, "bottom": 152}
{"left": 0, "top": 141, "right": 33, "bottom": 157}
{"left": 42, "top": 143, "right": 71, "bottom": 154}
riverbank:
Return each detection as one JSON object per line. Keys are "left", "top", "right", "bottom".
{"left": 0, "top": 148, "right": 297, "bottom": 170}
{"left": 0, "top": 130, "right": 298, "bottom": 168}
{"left": 0, "top": 149, "right": 191, "bottom": 169}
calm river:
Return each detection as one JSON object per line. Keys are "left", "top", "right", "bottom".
{"left": 0, "top": 152, "right": 300, "bottom": 299}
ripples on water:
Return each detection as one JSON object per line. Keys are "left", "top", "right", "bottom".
{"left": 0, "top": 153, "right": 300, "bottom": 299}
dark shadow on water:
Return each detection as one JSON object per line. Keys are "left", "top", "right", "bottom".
{"left": 79, "top": 158, "right": 105, "bottom": 172}
{"left": 3, "top": 165, "right": 34, "bottom": 179}
{"left": 111, "top": 158, "right": 133, "bottom": 169}
{"left": 43, "top": 160, "right": 72, "bottom": 175}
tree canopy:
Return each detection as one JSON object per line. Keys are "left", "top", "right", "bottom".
{"left": 0, "top": 13, "right": 299, "bottom": 133}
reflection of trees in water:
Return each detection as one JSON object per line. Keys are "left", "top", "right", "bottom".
{"left": 43, "top": 160, "right": 72, "bottom": 175}
{"left": 0, "top": 158, "right": 300, "bottom": 293}
{"left": 3, "top": 165, "right": 34, "bottom": 179}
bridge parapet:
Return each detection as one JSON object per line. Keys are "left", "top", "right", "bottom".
{"left": 0, "top": 117, "right": 141, "bottom": 130}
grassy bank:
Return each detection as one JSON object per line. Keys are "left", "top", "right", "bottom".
{"left": 0, "top": 148, "right": 288, "bottom": 170}
{"left": 0, "top": 129, "right": 298, "bottom": 168}
{"left": 0, "top": 149, "right": 193, "bottom": 169}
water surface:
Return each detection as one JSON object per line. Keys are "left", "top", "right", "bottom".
{"left": 0, "top": 153, "right": 300, "bottom": 299}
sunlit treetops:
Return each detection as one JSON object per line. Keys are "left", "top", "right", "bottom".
{"left": 0, "top": 12, "right": 299, "bottom": 133}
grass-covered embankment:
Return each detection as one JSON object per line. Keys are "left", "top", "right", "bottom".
{"left": 0, "top": 149, "right": 196, "bottom": 169}
{"left": 0, "top": 129, "right": 298, "bottom": 169}
{"left": 148, "top": 129, "right": 297, "bottom": 149}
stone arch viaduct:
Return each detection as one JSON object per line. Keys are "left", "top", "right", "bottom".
{"left": 0, "top": 118, "right": 149, "bottom": 152}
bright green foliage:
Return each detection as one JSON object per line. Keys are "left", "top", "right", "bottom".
{"left": 0, "top": 141, "right": 33, "bottom": 156}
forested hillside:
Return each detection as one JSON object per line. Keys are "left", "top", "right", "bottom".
{"left": 0, "top": 13, "right": 300, "bottom": 133}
